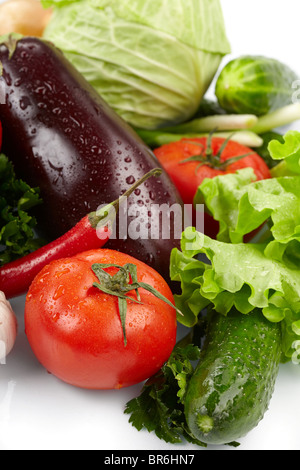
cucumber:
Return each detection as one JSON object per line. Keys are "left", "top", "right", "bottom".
{"left": 184, "top": 308, "right": 282, "bottom": 445}
{"left": 215, "top": 55, "right": 298, "bottom": 116}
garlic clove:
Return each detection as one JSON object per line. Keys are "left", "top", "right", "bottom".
{"left": 0, "top": 291, "right": 18, "bottom": 362}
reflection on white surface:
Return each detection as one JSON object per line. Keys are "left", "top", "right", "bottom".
{"left": 0, "top": 380, "right": 16, "bottom": 435}
{"left": 0, "top": 293, "right": 299, "bottom": 451}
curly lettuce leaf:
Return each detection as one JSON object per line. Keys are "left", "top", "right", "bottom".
{"left": 195, "top": 169, "right": 300, "bottom": 254}
{"left": 268, "top": 130, "right": 300, "bottom": 173}
{"left": 193, "top": 130, "right": 300, "bottom": 245}
{"left": 171, "top": 227, "right": 300, "bottom": 360}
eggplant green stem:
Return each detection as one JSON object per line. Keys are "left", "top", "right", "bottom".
{"left": 88, "top": 167, "right": 162, "bottom": 228}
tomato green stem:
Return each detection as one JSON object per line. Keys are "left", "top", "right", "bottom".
{"left": 92, "top": 262, "right": 182, "bottom": 346}
{"left": 180, "top": 130, "right": 255, "bottom": 172}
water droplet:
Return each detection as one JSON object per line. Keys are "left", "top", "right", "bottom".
{"left": 14, "top": 78, "right": 22, "bottom": 87}
{"left": 146, "top": 253, "right": 154, "bottom": 264}
{"left": 52, "top": 107, "right": 62, "bottom": 116}
{"left": 126, "top": 175, "right": 135, "bottom": 185}
{"left": 53, "top": 284, "right": 65, "bottom": 301}
{"left": 20, "top": 50, "right": 29, "bottom": 59}
{"left": 91, "top": 146, "right": 100, "bottom": 154}
{"left": 55, "top": 268, "right": 70, "bottom": 279}
{"left": 70, "top": 115, "right": 81, "bottom": 127}
{"left": 19, "top": 96, "right": 31, "bottom": 110}
{"left": 52, "top": 313, "right": 60, "bottom": 323}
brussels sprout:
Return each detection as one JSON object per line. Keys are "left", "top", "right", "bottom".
{"left": 215, "top": 55, "right": 299, "bottom": 116}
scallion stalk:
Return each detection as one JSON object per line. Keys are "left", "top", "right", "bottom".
{"left": 136, "top": 129, "right": 263, "bottom": 148}
{"left": 252, "top": 103, "right": 300, "bottom": 134}
{"left": 161, "top": 114, "right": 258, "bottom": 134}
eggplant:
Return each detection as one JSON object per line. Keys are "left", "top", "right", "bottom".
{"left": 0, "top": 37, "right": 184, "bottom": 289}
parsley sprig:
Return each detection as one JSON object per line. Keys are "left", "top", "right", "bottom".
{"left": 0, "top": 153, "right": 42, "bottom": 266}
{"left": 124, "top": 325, "right": 206, "bottom": 446}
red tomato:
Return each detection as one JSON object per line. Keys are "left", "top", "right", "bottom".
{"left": 154, "top": 137, "right": 271, "bottom": 238}
{"left": 25, "top": 249, "right": 177, "bottom": 390}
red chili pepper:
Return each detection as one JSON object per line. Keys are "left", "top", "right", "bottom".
{"left": 0, "top": 168, "right": 162, "bottom": 299}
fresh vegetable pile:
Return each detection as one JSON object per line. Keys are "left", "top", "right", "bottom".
{"left": 0, "top": 0, "right": 300, "bottom": 451}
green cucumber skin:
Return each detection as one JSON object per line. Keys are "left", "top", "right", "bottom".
{"left": 215, "top": 55, "right": 298, "bottom": 116}
{"left": 184, "top": 308, "right": 282, "bottom": 445}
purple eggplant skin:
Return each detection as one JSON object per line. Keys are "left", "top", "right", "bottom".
{"left": 0, "top": 37, "right": 184, "bottom": 289}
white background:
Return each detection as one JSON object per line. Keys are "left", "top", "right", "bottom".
{"left": 1, "top": 0, "right": 300, "bottom": 451}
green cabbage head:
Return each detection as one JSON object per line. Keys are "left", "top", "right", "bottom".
{"left": 42, "top": 0, "right": 230, "bottom": 130}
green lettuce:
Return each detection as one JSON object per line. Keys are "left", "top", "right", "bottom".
{"left": 42, "top": 0, "right": 230, "bottom": 130}
{"left": 195, "top": 168, "right": 300, "bottom": 253}
{"left": 268, "top": 130, "right": 300, "bottom": 174}
{"left": 171, "top": 228, "right": 300, "bottom": 360}
{"left": 171, "top": 130, "right": 300, "bottom": 361}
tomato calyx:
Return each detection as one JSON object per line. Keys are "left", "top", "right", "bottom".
{"left": 180, "top": 130, "right": 254, "bottom": 173}
{"left": 92, "top": 263, "right": 181, "bottom": 346}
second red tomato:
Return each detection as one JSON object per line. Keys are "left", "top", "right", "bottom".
{"left": 154, "top": 136, "right": 271, "bottom": 238}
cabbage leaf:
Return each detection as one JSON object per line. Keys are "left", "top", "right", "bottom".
{"left": 42, "top": 0, "right": 230, "bottom": 129}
